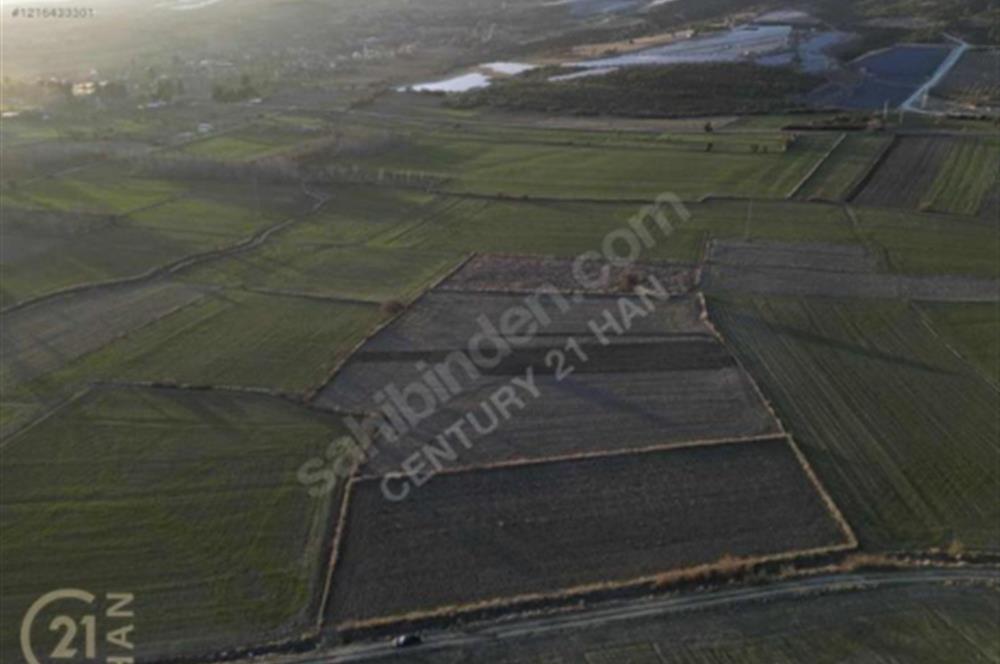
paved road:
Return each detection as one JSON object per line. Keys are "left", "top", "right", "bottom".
{"left": 901, "top": 35, "right": 971, "bottom": 114}
{"left": 265, "top": 567, "right": 999, "bottom": 663}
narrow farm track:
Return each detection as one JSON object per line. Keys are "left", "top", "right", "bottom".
{"left": 87, "top": 380, "right": 361, "bottom": 417}
{"left": 253, "top": 568, "right": 1000, "bottom": 664}
{"left": 1, "top": 184, "right": 331, "bottom": 315}
{"left": 901, "top": 35, "right": 971, "bottom": 114}
{"left": 240, "top": 286, "right": 381, "bottom": 306}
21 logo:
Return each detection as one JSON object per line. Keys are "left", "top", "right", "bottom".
{"left": 20, "top": 590, "right": 135, "bottom": 664}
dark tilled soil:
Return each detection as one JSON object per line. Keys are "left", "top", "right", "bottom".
{"left": 328, "top": 437, "right": 849, "bottom": 623}
{"left": 853, "top": 137, "right": 951, "bottom": 209}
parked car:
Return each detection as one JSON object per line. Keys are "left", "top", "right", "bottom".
{"left": 393, "top": 634, "right": 422, "bottom": 648}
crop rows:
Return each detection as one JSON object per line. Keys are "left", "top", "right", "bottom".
{"left": 932, "top": 48, "right": 1000, "bottom": 106}
{"left": 855, "top": 137, "right": 1000, "bottom": 215}
{"left": 316, "top": 290, "right": 781, "bottom": 472}
{"left": 328, "top": 437, "right": 851, "bottom": 625}
{"left": 708, "top": 295, "right": 1000, "bottom": 551}
{"left": 1, "top": 386, "right": 346, "bottom": 661}
{"left": 794, "top": 133, "right": 892, "bottom": 202}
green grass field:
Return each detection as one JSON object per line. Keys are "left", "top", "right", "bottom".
{"left": 796, "top": 134, "right": 891, "bottom": 201}
{"left": 186, "top": 244, "right": 460, "bottom": 302}
{"left": 345, "top": 131, "right": 834, "bottom": 200}
{"left": 182, "top": 133, "right": 301, "bottom": 162}
{"left": 4, "top": 171, "right": 182, "bottom": 215}
{"left": 379, "top": 195, "right": 853, "bottom": 264}
{"left": 0, "top": 185, "right": 305, "bottom": 306}
{"left": 28, "top": 289, "right": 384, "bottom": 394}
{"left": 127, "top": 195, "right": 283, "bottom": 241}
{"left": 275, "top": 186, "right": 440, "bottom": 246}
{"left": 854, "top": 207, "right": 1000, "bottom": 279}
{"left": 924, "top": 138, "right": 1000, "bottom": 216}
{"left": 0, "top": 386, "right": 345, "bottom": 661}
{"left": 0, "top": 216, "right": 201, "bottom": 306}
{"left": 918, "top": 301, "right": 1000, "bottom": 384}
{"left": 709, "top": 295, "right": 1000, "bottom": 551}
{"left": 4, "top": 95, "right": 999, "bottom": 662}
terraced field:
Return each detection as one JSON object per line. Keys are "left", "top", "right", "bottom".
{"left": 329, "top": 437, "right": 851, "bottom": 625}
{"left": 709, "top": 295, "right": 1000, "bottom": 551}
{"left": 0, "top": 386, "right": 346, "bottom": 661}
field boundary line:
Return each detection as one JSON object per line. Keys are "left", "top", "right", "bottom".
{"left": 374, "top": 194, "right": 469, "bottom": 247}
{"left": 316, "top": 469, "right": 362, "bottom": 632}
{"left": 787, "top": 132, "right": 847, "bottom": 200}
{"left": 333, "top": 538, "right": 858, "bottom": 634}
{"left": 435, "top": 285, "right": 697, "bottom": 298}
{"left": 88, "top": 379, "right": 327, "bottom": 408}
{"left": 900, "top": 36, "right": 970, "bottom": 114}
{"left": 846, "top": 200, "right": 999, "bottom": 228}
{"left": 1, "top": 285, "right": 213, "bottom": 433}
{"left": 844, "top": 134, "right": 899, "bottom": 202}
{"left": 323, "top": 177, "right": 681, "bottom": 206}
{"left": 1, "top": 183, "right": 330, "bottom": 316}
{"left": 436, "top": 251, "right": 700, "bottom": 296}
{"left": 696, "top": 292, "right": 786, "bottom": 435}
{"left": 909, "top": 302, "right": 1000, "bottom": 392}
{"left": 0, "top": 386, "right": 92, "bottom": 450}
{"left": 783, "top": 434, "right": 859, "bottom": 549}
{"left": 351, "top": 434, "right": 790, "bottom": 483}
{"left": 841, "top": 204, "right": 891, "bottom": 272}
{"left": 700, "top": 294, "right": 859, "bottom": 550}
{"left": 239, "top": 287, "right": 381, "bottom": 306}
{"left": 341, "top": 106, "right": 742, "bottom": 138}
{"left": 304, "top": 252, "right": 477, "bottom": 404}
{"left": 16, "top": 117, "right": 259, "bottom": 188}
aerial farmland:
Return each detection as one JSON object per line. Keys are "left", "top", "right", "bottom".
{"left": 1, "top": 0, "right": 998, "bottom": 662}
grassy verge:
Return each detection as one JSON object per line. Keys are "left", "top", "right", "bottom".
{"left": 0, "top": 386, "right": 345, "bottom": 661}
